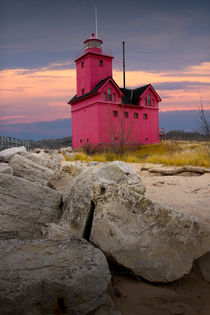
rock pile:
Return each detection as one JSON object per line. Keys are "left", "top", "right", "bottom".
{"left": 0, "top": 146, "right": 209, "bottom": 314}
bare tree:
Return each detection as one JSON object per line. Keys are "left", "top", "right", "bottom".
{"left": 196, "top": 101, "right": 210, "bottom": 138}
{"left": 106, "top": 102, "right": 133, "bottom": 157}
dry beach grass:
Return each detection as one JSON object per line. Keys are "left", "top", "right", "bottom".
{"left": 63, "top": 141, "right": 210, "bottom": 167}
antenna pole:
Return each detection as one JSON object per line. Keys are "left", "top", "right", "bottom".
{"left": 95, "top": 6, "right": 98, "bottom": 38}
{"left": 122, "top": 41, "right": 125, "bottom": 89}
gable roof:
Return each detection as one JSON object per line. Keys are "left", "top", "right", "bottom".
{"left": 69, "top": 80, "right": 161, "bottom": 105}
{"left": 120, "top": 85, "right": 150, "bottom": 105}
{"left": 68, "top": 76, "right": 122, "bottom": 104}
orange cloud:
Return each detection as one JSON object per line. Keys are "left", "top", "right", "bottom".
{"left": 0, "top": 61, "right": 210, "bottom": 124}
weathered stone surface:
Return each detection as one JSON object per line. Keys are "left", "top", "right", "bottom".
{"left": 148, "top": 167, "right": 184, "bottom": 175}
{"left": 148, "top": 166, "right": 210, "bottom": 175}
{"left": 91, "top": 296, "right": 121, "bottom": 315}
{"left": 197, "top": 252, "right": 210, "bottom": 282}
{"left": 0, "top": 163, "right": 13, "bottom": 175}
{"left": 90, "top": 188, "right": 210, "bottom": 283}
{"left": 62, "top": 161, "right": 210, "bottom": 283}
{"left": 53, "top": 153, "right": 66, "bottom": 161}
{"left": 41, "top": 223, "right": 73, "bottom": 240}
{"left": 20, "top": 151, "right": 60, "bottom": 170}
{"left": 0, "top": 238, "right": 111, "bottom": 315}
{"left": 60, "top": 146, "right": 72, "bottom": 153}
{"left": 9, "top": 153, "right": 54, "bottom": 185}
{"left": 0, "top": 146, "right": 26, "bottom": 162}
{"left": 61, "top": 161, "right": 146, "bottom": 238}
{"left": 47, "top": 163, "right": 83, "bottom": 193}
{"left": 0, "top": 173, "right": 61, "bottom": 239}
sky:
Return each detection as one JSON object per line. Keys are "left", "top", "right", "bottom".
{"left": 0, "top": 0, "right": 210, "bottom": 139}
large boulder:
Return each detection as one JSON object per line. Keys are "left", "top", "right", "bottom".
{"left": 20, "top": 151, "right": 60, "bottom": 170}
{"left": 0, "top": 163, "right": 13, "bottom": 175}
{"left": 62, "top": 161, "right": 210, "bottom": 283}
{"left": 0, "top": 173, "right": 62, "bottom": 239}
{"left": 0, "top": 146, "right": 26, "bottom": 162}
{"left": 9, "top": 153, "right": 54, "bottom": 185}
{"left": 0, "top": 238, "right": 111, "bottom": 315}
{"left": 61, "top": 161, "right": 146, "bottom": 238}
{"left": 47, "top": 163, "right": 83, "bottom": 193}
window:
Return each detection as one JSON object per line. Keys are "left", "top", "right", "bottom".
{"left": 124, "top": 112, "right": 129, "bottom": 118}
{"left": 113, "top": 111, "right": 118, "bottom": 117}
{"left": 99, "top": 60, "right": 103, "bottom": 66}
{"left": 80, "top": 139, "right": 82, "bottom": 143}
{"left": 145, "top": 137, "right": 148, "bottom": 141}
{"left": 107, "top": 88, "right": 112, "bottom": 101}
{"left": 144, "top": 98, "right": 147, "bottom": 106}
{"left": 147, "top": 94, "right": 151, "bottom": 106}
{"left": 112, "top": 94, "right": 116, "bottom": 102}
{"left": 81, "top": 62, "right": 84, "bottom": 68}
{"left": 82, "top": 89, "right": 85, "bottom": 94}
{"left": 134, "top": 112, "right": 139, "bottom": 119}
{"left": 152, "top": 99, "right": 154, "bottom": 106}
{"left": 87, "top": 138, "right": 89, "bottom": 142}
{"left": 103, "top": 92, "right": 107, "bottom": 101}
{"left": 143, "top": 113, "right": 148, "bottom": 119}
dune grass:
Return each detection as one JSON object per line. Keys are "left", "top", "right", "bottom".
{"left": 63, "top": 141, "right": 210, "bottom": 167}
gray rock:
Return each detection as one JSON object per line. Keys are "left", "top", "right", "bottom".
{"left": 59, "top": 146, "right": 72, "bottom": 153}
{"left": 91, "top": 187, "right": 210, "bottom": 282}
{"left": 0, "top": 173, "right": 62, "bottom": 239}
{"left": 0, "top": 163, "right": 13, "bottom": 175}
{"left": 0, "top": 238, "right": 111, "bottom": 315}
{"left": 62, "top": 161, "right": 146, "bottom": 238}
{"left": 197, "top": 252, "right": 210, "bottom": 282}
{"left": 20, "top": 151, "right": 60, "bottom": 170}
{"left": 53, "top": 153, "right": 66, "bottom": 161}
{"left": 41, "top": 223, "right": 73, "bottom": 240}
{"left": 9, "top": 153, "right": 54, "bottom": 185}
{"left": 0, "top": 146, "right": 26, "bottom": 162}
{"left": 47, "top": 163, "right": 83, "bottom": 193}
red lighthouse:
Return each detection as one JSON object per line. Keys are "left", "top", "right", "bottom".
{"left": 68, "top": 34, "right": 162, "bottom": 148}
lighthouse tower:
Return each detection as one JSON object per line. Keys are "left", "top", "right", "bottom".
{"left": 75, "top": 33, "right": 113, "bottom": 97}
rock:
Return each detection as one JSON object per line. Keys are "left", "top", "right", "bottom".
{"left": 197, "top": 252, "right": 210, "bottom": 282}
{"left": 0, "top": 146, "right": 26, "bottom": 162}
{"left": 91, "top": 296, "right": 122, "bottom": 315}
{"left": 0, "top": 238, "right": 111, "bottom": 315}
{"left": 20, "top": 151, "right": 60, "bottom": 170}
{"left": 148, "top": 166, "right": 210, "bottom": 175}
{"left": 90, "top": 190, "right": 210, "bottom": 283}
{"left": 9, "top": 154, "right": 54, "bottom": 185}
{"left": 148, "top": 167, "right": 184, "bottom": 175}
{"left": 183, "top": 166, "right": 210, "bottom": 174}
{"left": 47, "top": 163, "right": 83, "bottom": 193}
{"left": 62, "top": 161, "right": 210, "bottom": 283}
{"left": 61, "top": 161, "right": 146, "bottom": 238}
{"left": 0, "top": 173, "right": 61, "bottom": 239}
{"left": 59, "top": 146, "right": 72, "bottom": 153}
{"left": 53, "top": 153, "right": 66, "bottom": 161}
{"left": 0, "top": 163, "right": 13, "bottom": 175}
{"left": 41, "top": 223, "right": 73, "bottom": 240}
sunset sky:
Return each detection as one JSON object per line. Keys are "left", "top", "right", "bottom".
{"left": 0, "top": 0, "right": 210, "bottom": 138}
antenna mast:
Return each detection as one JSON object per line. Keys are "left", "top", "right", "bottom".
{"left": 122, "top": 41, "right": 126, "bottom": 89}
{"left": 95, "top": 6, "right": 98, "bottom": 38}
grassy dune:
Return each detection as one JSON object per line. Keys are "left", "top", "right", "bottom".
{"left": 63, "top": 141, "right": 210, "bottom": 167}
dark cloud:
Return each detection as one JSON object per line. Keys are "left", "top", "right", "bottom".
{"left": 155, "top": 81, "right": 210, "bottom": 91}
{"left": 1, "top": 0, "right": 210, "bottom": 70}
